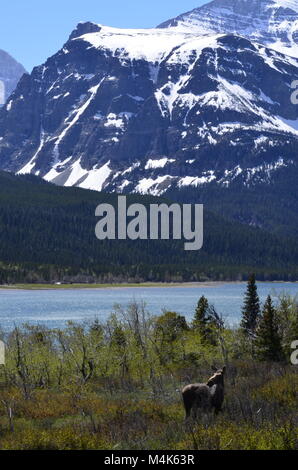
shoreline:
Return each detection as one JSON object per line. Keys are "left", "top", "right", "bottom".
{"left": 0, "top": 280, "right": 297, "bottom": 291}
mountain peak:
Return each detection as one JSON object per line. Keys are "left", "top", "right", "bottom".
{"left": 0, "top": 49, "right": 26, "bottom": 105}
{"left": 270, "top": 0, "right": 298, "bottom": 12}
{"left": 158, "top": 0, "right": 298, "bottom": 57}
{"left": 69, "top": 22, "right": 102, "bottom": 40}
{"left": 0, "top": 0, "right": 298, "bottom": 196}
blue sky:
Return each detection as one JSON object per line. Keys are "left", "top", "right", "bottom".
{"left": 0, "top": 1, "right": 207, "bottom": 72}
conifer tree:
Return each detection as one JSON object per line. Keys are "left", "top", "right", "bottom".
{"left": 255, "top": 295, "right": 283, "bottom": 362}
{"left": 192, "top": 296, "right": 216, "bottom": 345}
{"left": 193, "top": 296, "right": 209, "bottom": 330}
{"left": 241, "top": 274, "right": 260, "bottom": 336}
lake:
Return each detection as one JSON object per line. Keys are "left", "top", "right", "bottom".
{"left": 0, "top": 282, "right": 297, "bottom": 331}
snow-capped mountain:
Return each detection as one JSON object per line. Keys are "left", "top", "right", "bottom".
{"left": 159, "top": 0, "right": 298, "bottom": 58}
{"left": 0, "top": 49, "right": 25, "bottom": 106}
{"left": 0, "top": 2, "right": 297, "bottom": 196}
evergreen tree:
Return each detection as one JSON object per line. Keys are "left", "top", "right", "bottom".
{"left": 193, "top": 296, "right": 209, "bottom": 330}
{"left": 255, "top": 295, "right": 283, "bottom": 362}
{"left": 275, "top": 295, "right": 298, "bottom": 356}
{"left": 241, "top": 274, "right": 260, "bottom": 336}
{"left": 192, "top": 296, "right": 216, "bottom": 345}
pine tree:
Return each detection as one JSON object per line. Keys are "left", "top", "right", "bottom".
{"left": 255, "top": 295, "right": 283, "bottom": 362}
{"left": 192, "top": 296, "right": 216, "bottom": 345}
{"left": 241, "top": 274, "right": 260, "bottom": 336}
{"left": 193, "top": 296, "right": 209, "bottom": 330}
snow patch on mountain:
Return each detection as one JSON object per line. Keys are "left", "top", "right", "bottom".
{"left": 271, "top": 0, "right": 298, "bottom": 14}
{"left": 135, "top": 175, "right": 174, "bottom": 196}
{"left": 178, "top": 173, "right": 216, "bottom": 187}
{"left": 76, "top": 25, "right": 203, "bottom": 64}
{"left": 145, "top": 158, "right": 175, "bottom": 169}
{"left": 74, "top": 161, "right": 112, "bottom": 191}
{"left": 158, "top": 0, "right": 298, "bottom": 58}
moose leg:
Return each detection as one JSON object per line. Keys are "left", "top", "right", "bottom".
{"left": 193, "top": 404, "right": 200, "bottom": 421}
{"left": 183, "top": 398, "right": 192, "bottom": 420}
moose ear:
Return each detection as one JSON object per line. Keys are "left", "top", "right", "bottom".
{"left": 211, "top": 365, "right": 217, "bottom": 372}
{"left": 222, "top": 366, "right": 226, "bottom": 374}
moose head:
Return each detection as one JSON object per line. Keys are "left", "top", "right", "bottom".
{"left": 207, "top": 366, "right": 226, "bottom": 387}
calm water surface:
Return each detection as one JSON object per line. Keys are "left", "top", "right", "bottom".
{"left": 0, "top": 283, "right": 297, "bottom": 331}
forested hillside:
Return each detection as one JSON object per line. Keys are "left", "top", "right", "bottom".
{"left": 0, "top": 171, "right": 297, "bottom": 283}
{"left": 166, "top": 165, "right": 298, "bottom": 239}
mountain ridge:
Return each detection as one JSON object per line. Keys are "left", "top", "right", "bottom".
{"left": 0, "top": 24, "right": 297, "bottom": 195}
{"left": 0, "top": 49, "right": 26, "bottom": 105}
{"left": 158, "top": 0, "right": 298, "bottom": 58}
{"left": 0, "top": 0, "right": 297, "bottom": 200}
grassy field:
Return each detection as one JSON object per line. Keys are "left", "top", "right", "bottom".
{"left": 0, "top": 282, "right": 176, "bottom": 290}
{"left": 0, "top": 298, "right": 297, "bottom": 450}
{"left": 0, "top": 282, "right": 229, "bottom": 290}
{"left": 0, "top": 363, "right": 297, "bottom": 450}
{"left": 1, "top": 280, "right": 295, "bottom": 290}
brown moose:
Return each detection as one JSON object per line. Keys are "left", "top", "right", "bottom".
{"left": 182, "top": 366, "right": 226, "bottom": 419}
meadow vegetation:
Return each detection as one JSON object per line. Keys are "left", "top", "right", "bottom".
{"left": 0, "top": 289, "right": 297, "bottom": 450}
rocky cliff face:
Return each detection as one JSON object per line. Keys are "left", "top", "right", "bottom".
{"left": 0, "top": 49, "right": 25, "bottom": 105}
{"left": 159, "top": 0, "right": 298, "bottom": 58}
{"left": 0, "top": 3, "right": 297, "bottom": 195}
